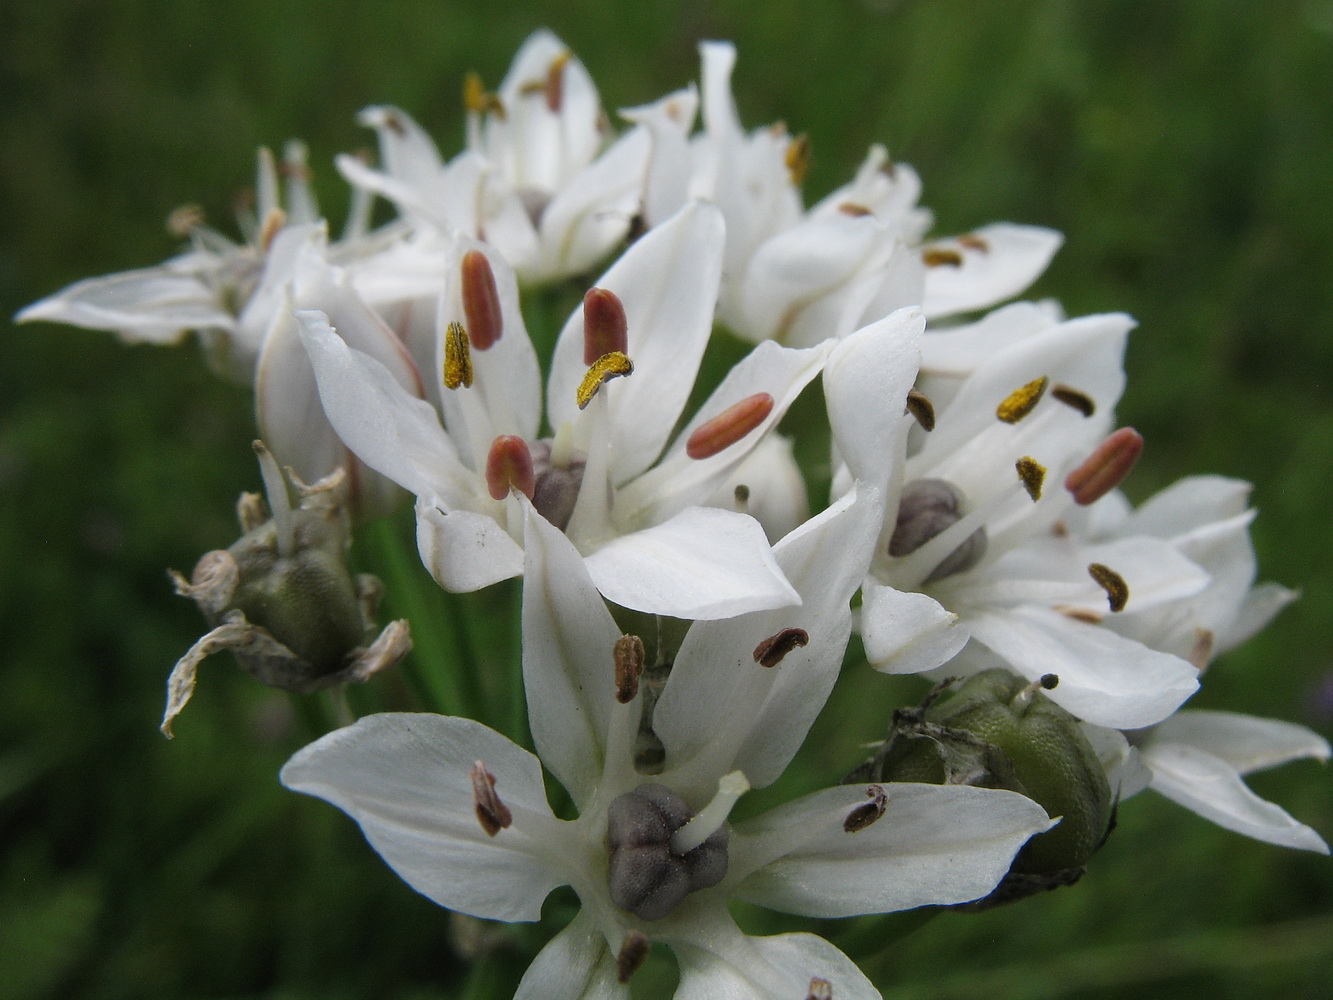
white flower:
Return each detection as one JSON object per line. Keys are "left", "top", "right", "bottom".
{"left": 297, "top": 201, "right": 835, "bottom": 619}
{"left": 827, "top": 304, "right": 1205, "bottom": 729}
{"left": 337, "top": 30, "right": 695, "bottom": 285}
{"left": 282, "top": 485, "right": 1052, "bottom": 999}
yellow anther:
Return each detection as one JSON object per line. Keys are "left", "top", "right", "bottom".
{"left": 922, "top": 247, "right": 963, "bottom": 268}
{"left": 785, "top": 133, "right": 810, "bottom": 185}
{"left": 258, "top": 207, "right": 287, "bottom": 253}
{"left": 1088, "top": 563, "right": 1129, "bottom": 613}
{"left": 463, "top": 72, "right": 505, "bottom": 118}
{"left": 997, "top": 376, "right": 1049, "bottom": 423}
{"left": 443, "top": 321, "right": 474, "bottom": 390}
{"left": 576, "top": 351, "right": 633, "bottom": 409}
{"left": 838, "top": 202, "right": 874, "bottom": 217}
{"left": 1016, "top": 456, "right": 1046, "bottom": 501}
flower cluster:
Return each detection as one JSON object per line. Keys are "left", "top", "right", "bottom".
{"left": 20, "top": 29, "right": 1327, "bottom": 999}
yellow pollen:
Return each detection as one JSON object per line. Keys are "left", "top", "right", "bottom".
{"left": 576, "top": 351, "right": 633, "bottom": 409}
{"left": 786, "top": 133, "right": 810, "bottom": 185}
{"left": 463, "top": 72, "right": 505, "bottom": 118}
{"left": 443, "top": 321, "right": 474, "bottom": 390}
{"left": 997, "top": 376, "right": 1049, "bottom": 423}
{"left": 838, "top": 202, "right": 874, "bottom": 217}
{"left": 1088, "top": 563, "right": 1129, "bottom": 613}
{"left": 922, "top": 247, "right": 963, "bottom": 268}
{"left": 1016, "top": 456, "right": 1046, "bottom": 501}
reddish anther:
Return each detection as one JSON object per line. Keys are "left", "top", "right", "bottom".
{"left": 583, "top": 287, "right": 628, "bottom": 365}
{"left": 461, "top": 250, "right": 503, "bottom": 351}
{"left": 686, "top": 393, "right": 775, "bottom": 460}
{"left": 1065, "top": 427, "right": 1144, "bottom": 506}
{"left": 486, "top": 435, "right": 536, "bottom": 501}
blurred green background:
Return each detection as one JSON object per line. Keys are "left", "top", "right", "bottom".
{"left": 2, "top": 1, "right": 1331, "bottom": 997}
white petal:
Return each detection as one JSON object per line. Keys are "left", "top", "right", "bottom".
{"left": 1219, "top": 581, "right": 1298, "bottom": 652}
{"left": 415, "top": 501, "right": 525, "bottom": 592}
{"left": 619, "top": 86, "right": 698, "bottom": 229}
{"left": 1080, "top": 723, "right": 1153, "bottom": 798}
{"left": 514, "top": 913, "right": 627, "bottom": 1000}
{"left": 922, "top": 223, "right": 1063, "bottom": 319}
{"left": 280, "top": 713, "right": 567, "bottom": 920}
{"left": 674, "top": 923, "right": 881, "bottom": 1000}
{"left": 860, "top": 581, "right": 969, "bottom": 675}
{"left": 966, "top": 605, "right": 1199, "bottom": 729}
{"left": 654, "top": 486, "right": 881, "bottom": 795}
{"left": 522, "top": 500, "right": 625, "bottom": 806}
{"left": 703, "top": 433, "right": 810, "bottom": 543}
{"left": 919, "top": 300, "right": 1063, "bottom": 378}
{"left": 732, "top": 783, "right": 1051, "bottom": 916}
{"left": 1150, "top": 710, "right": 1331, "bottom": 775}
{"left": 1142, "top": 742, "right": 1329, "bottom": 853}
{"left": 547, "top": 201, "right": 726, "bottom": 483}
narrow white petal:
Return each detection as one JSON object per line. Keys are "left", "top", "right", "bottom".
{"left": 860, "top": 581, "right": 970, "bottom": 675}
{"left": 1081, "top": 723, "right": 1153, "bottom": 798}
{"left": 415, "top": 501, "right": 525, "bottom": 592}
{"left": 674, "top": 924, "right": 881, "bottom": 1000}
{"left": 522, "top": 501, "right": 625, "bottom": 806}
{"left": 1151, "top": 710, "right": 1331, "bottom": 775}
{"left": 1219, "top": 581, "right": 1299, "bottom": 652}
{"left": 732, "top": 783, "right": 1051, "bottom": 916}
{"left": 513, "top": 913, "right": 627, "bottom": 1000}
{"left": 583, "top": 506, "right": 799, "bottom": 621}
{"left": 281, "top": 713, "right": 567, "bottom": 921}
{"left": 922, "top": 223, "right": 1063, "bottom": 319}
{"left": 1142, "top": 742, "right": 1329, "bottom": 853}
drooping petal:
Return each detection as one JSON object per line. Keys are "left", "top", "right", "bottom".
{"left": 281, "top": 713, "right": 569, "bottom": 921}
{"left": 513, "top": 913, "right": 627, "bottom": 1000}
{"left": 654, "top": 485, "right": 881, "bottom": 795}
{"left": 1141, "top": 741, "right": 1329, "bottom": 853}
{"left": 731, "top": 783, "right": 1052, "bottom": 916}
{"left": 860, "top": 581, "right": 970, "bottom": 675}
{"left": 921, "top": 223, "right": 1063, "bottom": 319}
{"left": 581, "top": 506, "right": 799, "bottom": 621}
{"left": 522, "top": 500, "right": 626, "bottom": 806}
{"left": 1150, "top": 710, "right": 1331, "bottom": 776}
{"left": 966, "top": 604, "right": 1199, "bottom": 729}
{"left": 415, "top": 501, "right": 525, "bottom": 592}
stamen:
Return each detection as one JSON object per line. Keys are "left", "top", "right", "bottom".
{"left": 1065, "top": 427, "right": 1144, "bottom": 506}
{"left": 461, "top": 251, "right": 503, "bottom": 351}
{"left": 545, "top": 52, "right": 571, "bottom": 113}
{"left": 1016, "top": 456, "right": 1046, "bottom": 501}
{"left": 485, "top": 435, "right": 535, "bottom": 501}
{"left": 843, "top": 784, "right": 888, "bottom": 833}
{"left": 1088, "top": 563, "right": 1129, "bottom": 612}
{"left": 616, "top": 930, "right": 650, "bottom": 984}
{"left": 443, "top": 321, "right": 475, "bottom": 390}
{"left": 671, "top": 771, "right": 750, "bottom": 855}
{"left": 733, "top": 483, "right": 751, "bottom": 513}
{"left": 471, "top": 761, "right": 512, "bottom": 837}
{"left": 753, "top": 628, "right": 810, "bottom": 668}
{"left": 838, "top": 202, "right": 873, "bottom": 217}
{"left": 808, "top": 978, "right": 834, "bottom": 1000}
{"left": 252, "top": 440, "right": 295, "bottom": 558}
{"left": 922, "top": 247, "right": 963, "bottom": 268}
{"left": 615, "top": 634, "right": 646, "bottom": 704}
{"left": 957, "top": 233, "right": 990, "bottom": 252}
{"left": 997, "top": 376, "right": 1049, "bottom": 423}
{"left": 1189, "top": 628, "right": 1216, "bottom": 671}
{"left": 1012, "top": 673, "right": 1060, "bottom": 709}
{"left": 463, "top": 72, "right": 505, "bottom": 118}
{"left": 906, "top": 387, "right": 936, "bottom": 431}
{"left": 167, "top": 204, "right": 204, "bottom": 237}
{"left": 786, "top": 133, "right": 811, "bottom": 185}
{"left": 582, "top": 287, "right": 629, "bottom": 364}
{"left": 1052, "top": 383, "right": 1096, "bottom": 417}
{"left": 258, "top": 207, "right": 287, "bottom": 252}
{"left": 576, "top": 351, "right": 633, "bottom": 409}
{"left": 686, "top": 393, "right": 775, "bottom": 460}
{"left": 1055, "top": 604, "right": 1103, "bottom": 624}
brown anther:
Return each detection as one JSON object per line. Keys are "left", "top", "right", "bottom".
{"left": 996, "top": 376, "right": 1049, "bottom": 423}
{"left": 471, "top": 761, "right": 512, "bottom": 837}
{"left": 461, "top": 250, "right": 503, "bottom": 351}
{"left": 583, "top": 287, "right": 629, "bottom": 365}
{"left": 843, "top": 784, "right": 888, "bottom": 833}
{"left": 545, "top": 52, "right": 571, "bottom": 113}
{"left": 616, "top": 930, "right": 651, "bottom": 984}
{"left": 1065, "top": 427, "right": 1144, "bottom": 506}
{"left": 734, "top": 483, "right": 751, "bottom": 509}
{"left": 1052, "top": 520, "right": 1069, "bottom": 537}
{"left": 753, "top": 627, "right": 809, "bottom": 668}
{"left": 1189, "top": 628, "right": 1216, "bottom": 671}
{"left": 167, "top": 204, "right": 204, "bottom": 237}
{"left": 485, "top": 435, "right": 536, "bottom": 502}
{"left": 576, "top": 351, "right": 633, "bottom": 409}
{"left": 1055, "top": 604, "right": 1103, "bottom": 624}
{"left": 807, "top": 979, "right": 833, "bottom": 1000}
{"left": 838, "top": 202, "right": 874, "bottom": 217}
{"left": 443, "top": 321, "right": 475, "bottom": 390}
{"left": 786, "top": 133, "right": 811, "bottom": 185}
{"left": 1052, "top": 383, "right": 1096, "bottom": 417}
{"left": 1039, "top": 673, "right": 1060, "bottom": 690}
{"left": 957, "top": 233, "right": 991, "bottom": 252}
{"left": 1088, "top": 563, "right": 1129, "bottom": 613}
{"left": 922, "top": 247, "right": 964, "bottom": 268}
{"left": 258, "top": 207, "right": 287, "bottom": 252}
{"left": 614, "top": 634, "right": 646, "bottom": 704}
{"left": 686, "top": 393, "right": 775, "bottom": 460}
{"left": 906, "top": 387, "right": 936, "bottom": 431}
{"left": 1016, "top": 456, "right": 1047, "bottom": 501}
